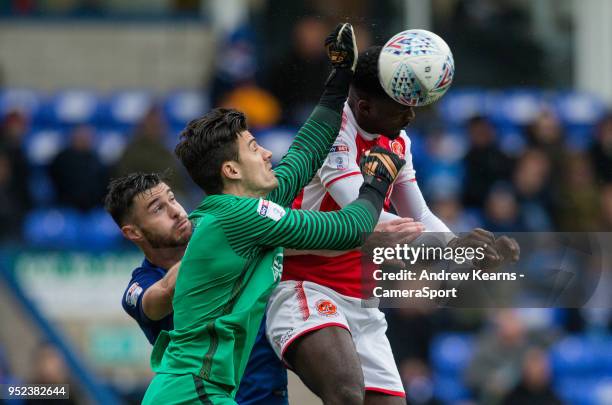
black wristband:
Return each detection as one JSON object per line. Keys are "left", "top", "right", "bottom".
{"left": 357, "top": 181, "right": 388, "bottom": 217}
{"left": 318, "top": 67, "right": 353, "bottom": 112}
{"left": 361, "top": 174, "right": 391, "bottom": 200}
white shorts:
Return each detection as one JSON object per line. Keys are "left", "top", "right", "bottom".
{"left": 266, "top": 280, "right": 405, "bottom": 397}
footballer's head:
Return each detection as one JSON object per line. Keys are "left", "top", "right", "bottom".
{"left": 175, "top": 108, "right": 277, "bottom": 197}
{"left": 105, "top": 172, "right": 192, "bottom": 249}
{"left": 350, "top": 46, "right": 415, "bottom": 139}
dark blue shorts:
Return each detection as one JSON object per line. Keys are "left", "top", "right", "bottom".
{"left": 235, "top": 315, "right": 288, "bottom": 405}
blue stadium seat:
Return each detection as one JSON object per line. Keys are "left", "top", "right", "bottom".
{"left": 430, "top": 333, "right": 474, "bottom": 376}
{"left": 497, "top": 128, "right": 526, "bottom": 157}
{"left": 24, "top": 128, "right": 65, "bottom": 166}
{"left": 433, "top": 373, "right": 472, "bottom": 403}
{"left": 163, "top": 90, "right": 209, "bottom": 127}
{"left": 79, "top": 209, "right": 123, "bottom": 250}
{"left": 488, "top": 89, "right": 545, "bottom": 128}
{"left": 553, "top": 91, "right": 606, "bottom": 127}
{"left": 555, "top": 376, "right": 609, "bottom": 405}
{"left": 437, "top": 89, "right": 492, "bottom": 126}
{"left": 23, "top": 208, "right": 81, "bottom": 249}
{"left": 99, "top": 90, "right": 153, "bottom": 128}
{"left": 551, "top": 91, "right": 606, "bottom": 151}
{"left": 28, "top": 168, "right": 56, "bottom": 206}
{"left": 42, "top": 89, "right": 100, "bottom": 126}
{"left": 255, "top": 127, "right": 296, "bottom": 165}
{"left": 0, "top": 88, "right": 42, "bottom": 118}
{"left": 94, "top": 128, "right": 128, "bottom": 165}
{"left": 550, "top": 335, "right": 601, "bottom": 377}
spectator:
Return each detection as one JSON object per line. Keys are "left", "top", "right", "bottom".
{"left": 512, "top": 148, "right": 553, "bottom": 231}
{"left": 525, "top": 110, "right": 565, "bottom": 177}
{"left": 501, "top": 347, "right": 563, "bottom": 405}
{"left": 430, "top": 193, "right": 481, "bottom": 233}
{"left": 462, "top": 116, "right": 513, "bottom": 208}
{"left": 554, "top": 152, "right": 599, "bottom": 231}
{"left": 25, "top": 343, "right": 79, "bottom": 405}
{"left": 114, "top": 106, "right": 187, "bottom": 196}
{"left": 0, "top": 152, "right": 24, "bottom": 241}
{"left": 589, "top": 113, "right": 612, "bottom": 184}
{"left": 483, "top": 183, "right": 523, "bottom": 232}
{"left": 267, "top": 16, "right": 330, "bottom": 125}
{"left": 465, "top": 310, "right": 531, "bottom": 404}
{"left": 0, "top": 110, "right": 32, "bottom": 215}
{"left": 49, "top": 125, "right": 108, "bottom": 210}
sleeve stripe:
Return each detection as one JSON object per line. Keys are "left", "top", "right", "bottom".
{"left": 324, "top": 171, "right": 361, "bottom": 188}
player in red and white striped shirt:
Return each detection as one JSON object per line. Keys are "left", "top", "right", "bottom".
{"left": 266, "top": 46, "right": 519, "bottom": 405}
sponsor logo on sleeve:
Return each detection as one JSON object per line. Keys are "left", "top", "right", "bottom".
{"left": 257, "top": 199, "right": 286, "bottom": 221}
{"left": 125, "top": 282, "right": 143, "bottom": 308}
{"left": 328, "top": 143, "right": 350, "bottom": 170}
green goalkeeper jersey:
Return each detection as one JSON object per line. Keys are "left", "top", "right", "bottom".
{"left": 150, "top": 106, "right": 379, "bottom": 394}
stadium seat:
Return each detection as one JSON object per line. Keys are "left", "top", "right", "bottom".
{"left": 28, "top": 168, "right": 56, "bottom": 206}
{"left": 163, "top": 90, "right": 209, "bottom": 127}
{"left": 553, "top": 91, "right": 606, "bottom": 151}
{"left": 550, "top": 335, "right": 601, "bottom": 376}
{"left": 43, "top": 89, "right": 100, "bottom": 126}
{"left": 23, "top": 208, "right": 81, "bottom": 249}
{"left": 99, "top": 90, "right": 154, "bottom": 128}
{"left": 555, "top": 376, "right": 608, "bottom": 405}
{"left": 0, "top": 88, "right": 42, "bottom": 118}
{"left": 437, "top": 89, "right": 493, "bottom": 126}
{"left": 94, "top": 128, "right": 128, "bottom": 165}
{"left": 24, "top": 128, "right": 65, "bottom": 166}
{"left": 488, "top": 89, "right": 546, "bottom": 128}
{"left": 433, "top": 373, "right": 472, "bottom": 403}
{"left": 553, "top": 91, "right": 606, "bottom": 127}
{"left": 430, "top": 333, "right": 474, "bottom": 375}
{"left": 497, "top": 128, "right": 526, "bottom": 157}
{"left": 79, "top": 209, "right": 123, "bottom": 250}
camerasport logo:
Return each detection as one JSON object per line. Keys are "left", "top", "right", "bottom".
{"left": 316, "top": 299, "right": 338, "bottom": 317}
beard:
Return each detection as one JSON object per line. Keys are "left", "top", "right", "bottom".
{"left": 140, "top": 223, "right": 191, "bottom": 249}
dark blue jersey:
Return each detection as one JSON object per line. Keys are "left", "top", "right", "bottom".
{"left": 122, "top": 258, "right": 287, "bottom": 404}
{"left": 121, "top": 258, "right": 173, "bottom": 344}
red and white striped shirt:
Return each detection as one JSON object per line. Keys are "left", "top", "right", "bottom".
{"left": 282, "top": 103, "right": 448, "bottom": 298}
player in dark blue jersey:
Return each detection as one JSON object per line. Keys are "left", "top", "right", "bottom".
{"left": 105, "top": 172, "right": 288, "bottom": 405}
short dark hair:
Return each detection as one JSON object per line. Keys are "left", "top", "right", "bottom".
{"left": 104, "top": 172, "right": 164, "bottom": 226}
{"left": 352, "top": 46, "right": 388, "bottom": 100}
{"left": 175, "top": 108, "right": 246, "bottom": 195}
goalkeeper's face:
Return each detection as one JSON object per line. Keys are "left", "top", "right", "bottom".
{"left": 129, "top": 182, "right": 192, "bottom": 249}
{"left": 230, "top": 131, "right": 277, "bottom": 196}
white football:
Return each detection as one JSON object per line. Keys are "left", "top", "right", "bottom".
{"left": 378, "top": 29, "right": 454, "bottom": 107}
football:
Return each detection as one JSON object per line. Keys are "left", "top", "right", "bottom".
{"left": 378, "top": 29, "right": 454, "bottom": 107}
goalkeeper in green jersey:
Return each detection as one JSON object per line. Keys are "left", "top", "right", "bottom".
{"left": 142, "top": 23, "right": 406, "bottom": 405}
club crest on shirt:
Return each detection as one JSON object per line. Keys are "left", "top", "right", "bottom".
{"left": 125, "top": 282, "right": 143, "bottom": 308}
{"left": 257, "top": 199, "right": 286, "bottom": 221}
{"left": 390, "top": 140, "right": 404, "bottom": 159}
{"left": 328, "top": 143, "right": 350, "bottom": 170}
{"left": 316, "top": 299, "right": 338, "bottom": 317}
